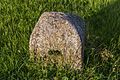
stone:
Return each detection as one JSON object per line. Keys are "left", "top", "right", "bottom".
{"left": 29, "top": 12, "right": 85, "bottom": 70}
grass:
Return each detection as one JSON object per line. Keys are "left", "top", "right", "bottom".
{"left": 0, "top": 0, "right": 120, "bottom": 79}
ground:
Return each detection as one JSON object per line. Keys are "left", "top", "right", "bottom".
{"left": 0, "top": 0, "right": 120, "bottom": 79}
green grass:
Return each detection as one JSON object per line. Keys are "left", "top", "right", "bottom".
{"left": 0, "top": 0, "right": 120, "bottom": 79}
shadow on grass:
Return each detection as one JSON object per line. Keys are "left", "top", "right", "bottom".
{"left": 84, "top": 0, "right": 120, "bottom": 79}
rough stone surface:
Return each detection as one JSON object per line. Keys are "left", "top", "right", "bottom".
{"left": 29, "top": 12, "right": 85, "bottom": 70}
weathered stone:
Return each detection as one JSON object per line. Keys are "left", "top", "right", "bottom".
{"left": 29, "top": 12, "right": 85, "bottom": 70}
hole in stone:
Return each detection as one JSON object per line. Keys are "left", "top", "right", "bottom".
{"left": 48, "top": 49, "right": 62, "bottom": 56}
